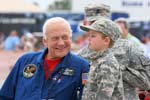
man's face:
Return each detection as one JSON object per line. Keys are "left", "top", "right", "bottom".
{"left": 43, "top": 24, "right": 72, "bottom": 59}
{"left": 116, "top": 21, "right": 128, "bottom": 38}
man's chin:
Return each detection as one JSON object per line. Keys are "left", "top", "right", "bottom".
{"left": 56, "top": 52, "right": 68, "bottom": 57}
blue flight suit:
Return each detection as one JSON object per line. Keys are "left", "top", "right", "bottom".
{"left": 0, "top": 49, "right": 90, "bottom": 100}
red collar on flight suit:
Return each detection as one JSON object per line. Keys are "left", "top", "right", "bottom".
{"left": 44, "top": 56, "right": 62, "bottom": 80}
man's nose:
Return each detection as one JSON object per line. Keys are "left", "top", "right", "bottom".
{"left": 57, "top": 38, "right": 65, "bottom": 45}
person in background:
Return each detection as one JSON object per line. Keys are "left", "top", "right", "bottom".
{"left": 0, "top": 32, "right": 5, "bottom": 50}
{"left": 143, "top": 33, "right": 150, "bottom": 59}
{"left": 25, "top": 32, "right": 35, "bottom": 51}
{"left": 114, "top": 17, "right": 144, "bottom": 50}
{"left": 0, "top": 17, "right": 90, "bottom": 100}
{"left": 33, "top": 32, "right": 45, "bottom": 51}
{"left": 83, "top": 3, "right": 110, "bottom": 25}
{"left": 78, "top": 3, "right": 150, "bottom": 100}
{"left": 71, "top": 33, "right": 88, "bottom": 52}
{"left": 19, "top": 33, "right": 35, "bottom": 52}
{"left": 138, "top": 33, "right": 150, "bottom": 100}
{"left": 81, "top": 18, "right": 124, "bottom": 100}
{"left": 3, "top": 30, "right": 20, "bottom": 51}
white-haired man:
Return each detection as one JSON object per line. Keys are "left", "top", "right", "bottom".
{"left": 0, "top": 17, "right": 90, "bottom": 100}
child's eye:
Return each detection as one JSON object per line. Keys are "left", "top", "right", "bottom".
{"left": 91, "top": 34, "right": 96, "bottom": 37}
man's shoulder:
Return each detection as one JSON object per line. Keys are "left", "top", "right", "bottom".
{"left": 113, "top": 38, "right": 143, "bottom": 54}
{"left": 19, "top": 51, "right": 43, "bottom": 60}
{"left": 115, "top": 39, "right": 132, "bottom": 47}
{"left": 69, "top": 52, "right": 90, "bottom": 71}
{"left": 70, "top": 52, "right": 89, "bottom": 63}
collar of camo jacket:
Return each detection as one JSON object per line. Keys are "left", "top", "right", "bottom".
{"left": 81, "top": 47, "right": 110, "bottom": 60}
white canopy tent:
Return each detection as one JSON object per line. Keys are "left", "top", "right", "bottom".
{"left": 0, "top": 0, "right": 43, "bottom": 13}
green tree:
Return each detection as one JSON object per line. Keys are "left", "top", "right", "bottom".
{"left": 48, "top": 0, "right": 71, "bottom": 11}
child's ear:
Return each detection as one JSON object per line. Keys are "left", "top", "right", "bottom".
{"left": 104, "top": 37, "right": 110, "bottom": 46}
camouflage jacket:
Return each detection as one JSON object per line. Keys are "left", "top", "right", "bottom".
{"left": 78, "top": 39, "right": 150, "bottom": 100}
{"left": 80, "top": 49, "right": 124, "bottom": 100}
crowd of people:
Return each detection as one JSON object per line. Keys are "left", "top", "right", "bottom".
{"left": 0, "top": 30, "right": 44, "bottom": 52}
{"left": 0, "top": 2, "right": 150, "bottom": 100}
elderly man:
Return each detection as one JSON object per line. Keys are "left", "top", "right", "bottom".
{"left": 0, "top": 17, "right": 90, "bottom": 100}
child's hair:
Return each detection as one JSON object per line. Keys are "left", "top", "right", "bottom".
{"left": 101, "top": 33, "right": 114, "bottom": 48}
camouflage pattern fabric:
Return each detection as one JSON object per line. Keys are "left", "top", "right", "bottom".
{"left": 113, "top": 39, "right": 150, "bottom": 100}
{"left": 80, "top": 2, "right": 150, "bottom": 100}
{"left": 85, "top": 3, "right": 110, "bottom": 21}
{"left": 81, "top": 49, "right": 124, "bottom": 100}
{"left": 80, "top": 18, "right": 121, "bottom": 42}
{"left": 78, "top": 38, "right": 150, "bottom": 100}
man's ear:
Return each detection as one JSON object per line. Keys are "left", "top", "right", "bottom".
{"left": 43, "top": 38, "right": 47, "bottom": 47}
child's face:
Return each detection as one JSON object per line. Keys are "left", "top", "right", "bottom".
{"left": 88, "top": 30, "right": 110, "bottom": 52}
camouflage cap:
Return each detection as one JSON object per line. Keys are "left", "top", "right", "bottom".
{"left": 85, "top": 3, "right": 111, "bottom": 21}
{"left": 80, "top": 18, "right": 121, "bottom": 41}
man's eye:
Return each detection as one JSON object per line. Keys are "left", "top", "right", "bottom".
{"left": 62, "top": 36, "right": 69, "bottom": 40}
{"left": 51, "top": 37, "right": 59, "bottom": 41}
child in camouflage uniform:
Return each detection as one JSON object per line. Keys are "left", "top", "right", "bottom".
{"left": 78, "top": 3, "right": 150, "bottom": 100}
{"left": 80, "top": 18, "right": 124, "bottom": 100}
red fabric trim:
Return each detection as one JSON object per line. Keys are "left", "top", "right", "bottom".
{"left": 43, "top": 57, "right": 62, "bottom": 80}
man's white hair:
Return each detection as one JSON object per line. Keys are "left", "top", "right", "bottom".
{"left": 42, "top": 17, "right": 72, "bottom": 39}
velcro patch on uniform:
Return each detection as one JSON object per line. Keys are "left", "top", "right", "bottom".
{"left": 23, "top": 64, "right": 37, "bottom": 78}
{"left": 63, "top": 68, "right": 75, "bottom": 76}
{"left": 82, "top": 73, "right": 89, "bottom": 85}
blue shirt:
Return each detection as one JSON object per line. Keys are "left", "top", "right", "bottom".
{"left": 0, "top": 49, "right": 90, "bottom": 100}
{"left": 4, "top": 36, "right": 20, "bottom": 51}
